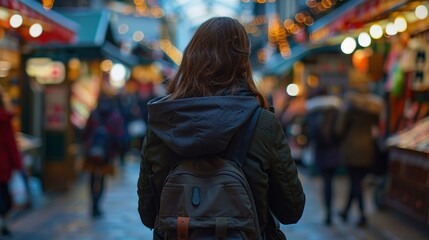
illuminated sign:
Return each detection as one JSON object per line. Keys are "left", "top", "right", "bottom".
{"left": 26, "top": 58, "right": 65, "bottom": 84}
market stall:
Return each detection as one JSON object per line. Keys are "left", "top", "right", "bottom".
{"left": 385, "top": 117, "right": 429, "bottom": 227}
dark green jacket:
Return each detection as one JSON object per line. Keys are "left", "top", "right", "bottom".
{"left": 137, "top": 94, "right": 305, "bottom": 238}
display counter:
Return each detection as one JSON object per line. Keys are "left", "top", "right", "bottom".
{"left": 386, "top": 117, "right": 429, "bottom": 226}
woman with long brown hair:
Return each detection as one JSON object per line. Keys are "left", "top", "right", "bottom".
{"left": 138, "top": 17, "right": 305, "bottom": 239}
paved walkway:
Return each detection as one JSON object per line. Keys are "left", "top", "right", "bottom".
{"left": 4, "top": 158, "right": 429, "bottom": 240}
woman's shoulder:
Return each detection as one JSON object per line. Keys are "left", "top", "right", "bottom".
{"left": 255, "top": 108, "right": 281, "bottom": 134}
{"left": 259, "top": 107, "right": 277, "bottom": 122}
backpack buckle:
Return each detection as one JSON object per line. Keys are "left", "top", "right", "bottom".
{"left": 177, "top": 217, "right": 190, "bottom": 240}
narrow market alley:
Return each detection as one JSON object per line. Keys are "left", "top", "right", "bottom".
{"left": 1, "top": 1, "right": 429, "bottom": 240}
{"left": 4, "top": 157, "right": 428, "bottom": 240}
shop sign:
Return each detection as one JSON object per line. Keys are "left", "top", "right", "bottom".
{"left": 26, "top": 58, "right": 65, "bottom": 84}
{"left": 44, "top": 85, "right": 67, "bottom": 131}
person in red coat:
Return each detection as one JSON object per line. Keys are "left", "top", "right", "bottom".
{"left": 0, "top": 88, "right": 22, "bottom": 236}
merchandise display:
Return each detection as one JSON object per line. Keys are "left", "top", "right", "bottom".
{"left": 387, "top": 117, "right": 429, "bottom": 153}
{"left": 385, "top": 117, "right": 429, "bottom": 227}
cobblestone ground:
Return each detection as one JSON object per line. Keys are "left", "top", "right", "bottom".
{"left": 5, "top": 158, "right": 429, "bottom": 240}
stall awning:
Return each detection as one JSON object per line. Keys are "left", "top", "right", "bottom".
{"left": 27, "top": 9, "right": 153, "bottom": 66}
{"left": 101, "top": 41, "right": 139, "bottom": 67}
{"left": 61, "top": 10, "right": 110, "bottom": 47}
{"left": 262, "top": 44, "right": 341, "bottom": 76}
{"left": 0, "top": 0, "right": 78, "bottom": 44}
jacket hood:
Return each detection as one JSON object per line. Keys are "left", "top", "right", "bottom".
{"left": 147, "top": 95, "right": 259, "bottom": 157}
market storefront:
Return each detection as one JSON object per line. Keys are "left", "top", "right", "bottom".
{"left": 0, "top": 0, "right": 77, "bottom": 190}
{"left": 263, "top": 0, "right": 429, "bottom": 228}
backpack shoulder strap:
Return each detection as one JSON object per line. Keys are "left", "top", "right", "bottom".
{"left": 224, "top": 107, "right": 261, "bottom": 167}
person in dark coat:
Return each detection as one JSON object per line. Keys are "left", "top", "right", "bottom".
{"left": 337, "top": 90, "right": 383, "bottom": 227}
{"left": 0, "top": 88, "right": 22, "bottom": 236}
{"left": 306, "top": 89, "right": 342, "bottom": 225}
{"left": 137, "top": 17, "right": 305, "bottom": 239}
{"left": 83, "top": 94, "right": 124, "bottom": 218}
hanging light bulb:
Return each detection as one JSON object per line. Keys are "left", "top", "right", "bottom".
{"left": 394, "top": 16, "right": 407, "bottom": 32}
{"left": 9, "top": 14, "right": 23, "bottom": 28}
{"left": 358, "top": 32, "right": 371, "bottom": 47}
{"left": 369, "top": 24, "right": 383, "bottom": 39}
{"left": 341, "top": 37, "right": 356, "bottom": 54}
{"left": 415, "top": 5, "right": 428, "bottom": 20}
{"left": 386, "top": 23, "right": 397, "bottom": 36}
{"left": 29, "top": 23, "right": 43, "bottom": 38}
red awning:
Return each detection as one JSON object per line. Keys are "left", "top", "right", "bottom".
{"left": 0, "top": 0, "right": 78, "bottom": 44}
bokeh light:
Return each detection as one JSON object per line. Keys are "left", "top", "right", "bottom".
{"left": 416, "top": 5, "right": 428, "bottom": 20}
{"left": 341, "top": 37, "right": 356, "bottom": 54}
{"left": 29, "top": 23, "right": 43, "bottom": 38}
{"left": 100, "top": 59, "right": 113, "bottom": 72}
{"left": 386, "top": 23, "right": 398, "bottom": 36}
{"left": 9, "top": 14, "right": 23, "bottom": 28}
{"left": 369, "top": 24, "right": 383, "bottom": 39}
{"left": 132, "top": 31, "right": 144, "bottom": 42}
{"left": 358, "top": 32, "right": 371, "bottom": 47}
{"left": 110, "top": 63, "right": 128, "bottom": 85}
{"left": 286, "top": 83, "right": 299, "bottom": 96}
{"left": 118, "top": 24, "right": 129, "bottom": 34}
{"left": 394, "top": 16, "right": 407, "bottom": 32}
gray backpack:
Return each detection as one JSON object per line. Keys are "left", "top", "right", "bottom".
{"left": 155, "top": 108, "right": 262, "bottom": 240}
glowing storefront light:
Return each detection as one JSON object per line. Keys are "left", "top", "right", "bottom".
{"left": 110, "top": 63, "right": 128, "bottom": 88}
{"left": 26, "top": 58, "right": 65, "bottom": 84}
{"left": 286, "top": 83, "right": 299, "bottom": 96}
{"left": 29, "top": 23, "right": 43, "bottom": 38}
{"left": 369, "top": 24, "right": 383, "bottom": 39}
{"left": 358, "top": 32, "right": 371, "bottom": 47}
{"left": 386, "top": 23, "right": 397, "bottom": 36}
{"left": 341, "top": 37, "right": 356, "bottom": 54}
{"left": 9, "top": 14, "right": 23, "bottom": 28}
{"left": 416, "top": 5, "right": 428, "bottom": 20}
{"left": 394, "top": 16, "right": 407, "bottom": 32}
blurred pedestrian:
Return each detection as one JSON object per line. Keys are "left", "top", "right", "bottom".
{"left": 0, "top": 87, "right": 23, "bottom": 236}
{"left": 116, "top": 90, "right": 138, "bottom": 166}
{"left": 83, "top": 94, "right": 124, "bottom": 218}
{"left": 137, "top": 17, "right": 305, "bottom": 239}
{"left": 306, "top": 88, "right": 342, "bottom": 226}
{"left": 336, "top": 88, "right": 383, "bottom": 227}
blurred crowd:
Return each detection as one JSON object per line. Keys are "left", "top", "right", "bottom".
{"left": 273, "top": 84, "right": 386, "bottom": 227}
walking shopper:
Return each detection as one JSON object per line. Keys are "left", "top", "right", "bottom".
{"left": 0, "top": 87, "right": 23, "bottom": 236}
{"left": 83, "top": 94, "right": 124, "bottom": 218}
{"left": 306, "top": 88, "right": 342, "bottom": 226}
{"left": 337, "top": 89, "right": 383, "bottom": 228}
{"left": 137, "top": 17, "right": 305, "bottom": 239}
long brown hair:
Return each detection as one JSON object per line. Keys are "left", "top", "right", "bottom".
{"left": 167, "top": 17, "right": 269, "bottom": 109}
